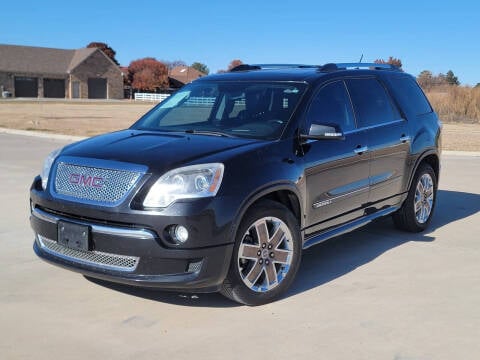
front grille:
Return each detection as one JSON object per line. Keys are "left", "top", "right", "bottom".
{"left": 54, "top": 162, "right": 142, "bottom": 204}
{"left": 37, "top": 235, "right": 139, "bottom": 272}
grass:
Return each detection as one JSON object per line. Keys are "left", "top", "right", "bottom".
{"left": 425, "top": 86, "right": 480, "bottom": 123}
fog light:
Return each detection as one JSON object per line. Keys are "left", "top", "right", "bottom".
{"left": 170, "top": 225, "right": 189, "bottom": 244}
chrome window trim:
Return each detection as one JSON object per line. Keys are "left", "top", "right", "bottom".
{"left": 343, "top": 118, "right": 406, "bottom": 135}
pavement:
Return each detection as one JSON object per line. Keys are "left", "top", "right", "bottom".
{"left": 1, "top": 132, "right": 479, "bottom": 360}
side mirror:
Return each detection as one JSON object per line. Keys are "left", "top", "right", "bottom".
{"left": 300, "top": 124, "right": 344, "bottom": 141}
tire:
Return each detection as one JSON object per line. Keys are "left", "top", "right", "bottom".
{"left": 220, "top": 200, "right": 302, "bottom": 306}
{"left": 393, "top": 163, "right": 437, "bottom": 232}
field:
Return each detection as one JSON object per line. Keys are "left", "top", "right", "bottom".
{"left": 0, "top": 100, "right": 479, "bottom": 151}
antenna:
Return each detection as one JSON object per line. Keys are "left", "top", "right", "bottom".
{"left": 358, "top": 54, "right": 364, "bottom": 63}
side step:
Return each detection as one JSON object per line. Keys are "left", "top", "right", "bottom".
{"left": 302, "top": 206, "right": 399, "bottom": 249}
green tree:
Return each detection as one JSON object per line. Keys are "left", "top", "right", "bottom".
{"left": 191, "top": 62, "right": 209, "bottom": 75}
{"left": 86, "top": 42, "right": 119, "bottom": 65}
{"left": 445, "top": 70, "right": 460, "bottom": 86}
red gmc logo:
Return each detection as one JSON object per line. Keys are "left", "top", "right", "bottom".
{"left": 69, "top": 173, "right": 104, "bottom": 188}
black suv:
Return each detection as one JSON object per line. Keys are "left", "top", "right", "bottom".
{"left": 30, "top": 63, "right": 441, "bottom": 305}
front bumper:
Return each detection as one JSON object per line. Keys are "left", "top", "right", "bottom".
{"left": 31, "top": 207, "right": 234, "bottom": 292}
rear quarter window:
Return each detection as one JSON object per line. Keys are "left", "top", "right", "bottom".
{"left": 345, "top": 78, "right": 401, "bottom": 128}
{"left": 387, "top": 76, "right": 432, "bottom": 116}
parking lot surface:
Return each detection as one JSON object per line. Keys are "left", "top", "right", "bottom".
{"left": 1, "top": 133, "right": 479, "bottom": 360}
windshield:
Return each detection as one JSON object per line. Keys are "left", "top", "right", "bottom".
{"left": 131, "top": 81, "right": 307, "bottom": 140}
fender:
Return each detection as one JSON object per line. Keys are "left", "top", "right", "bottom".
{"left": 228, "top": 181, "right": 305, "bottom": 242}
{"left": 406, "top": 148, "right": 440, "bottom": 191}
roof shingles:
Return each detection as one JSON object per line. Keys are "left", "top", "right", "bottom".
{"left": 0, "top": 44, "right": 98, "bottom": 75}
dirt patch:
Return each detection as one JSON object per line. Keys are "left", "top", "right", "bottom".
{"left": 0, "top": 100, "right": 154, "bottom": 137}
{"left": 0, "top": 100, "right": 479, "bottom": 151}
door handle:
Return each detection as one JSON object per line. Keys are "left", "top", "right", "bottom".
{"left": 400, "top": 135, "right": 411, "bottom": 143}
{"left": 354, "top": 145, "right": 368, "bottom": 155}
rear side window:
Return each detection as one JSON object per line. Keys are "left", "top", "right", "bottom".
{"left": 346, "top": 78, "right": 401, "bottom": 128}
{"left": 388, "top": 76, "right": 432, "bottom": 116}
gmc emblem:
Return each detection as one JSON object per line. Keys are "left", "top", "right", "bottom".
{"left": 69, "top": 173, "right": 104, "bottom": 188}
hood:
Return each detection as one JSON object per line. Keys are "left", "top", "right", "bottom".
{"left": 60, "top": 130, "right": 260, "bottom": 172}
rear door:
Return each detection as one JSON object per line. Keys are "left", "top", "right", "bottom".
{"left": 303, "top": 80, "right": 370, "bottom": 235}
{"left": 345, "top": 77, "right": 409, "bottom": 207}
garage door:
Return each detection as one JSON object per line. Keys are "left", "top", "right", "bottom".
{"left": 88, "top": 78, "right": 107, "bottom": 99}
{"left": 15, "top": 77, "right": 38, "bottom": 97}
{"left": 43, "top": 79, "right": 65, "bottom": 98}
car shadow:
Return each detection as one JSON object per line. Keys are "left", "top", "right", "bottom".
{"left": 87, "top": 189, "right": 479, "bottom": 307}
{"left": 286, "top": 189, "right": 480, "bottom": 298}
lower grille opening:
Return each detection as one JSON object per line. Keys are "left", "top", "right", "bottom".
{"left": 37, "top": 235, "right": 139, "bottom": 272}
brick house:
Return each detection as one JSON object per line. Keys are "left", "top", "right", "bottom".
{"left": 0, "top": 44, "right": 123, "bottom": 99}
{"left": 168, "top": 65, "right": 205, "bottom": 90}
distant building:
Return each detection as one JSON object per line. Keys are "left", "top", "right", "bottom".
{"left": 168, "top": 65, "right": 205, "bottom": 90}
{"left": 0, "top": 44, "right": 123, "bottom": 99}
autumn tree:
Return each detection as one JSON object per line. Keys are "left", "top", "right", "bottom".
{"left": 417, "top": 70, "right": 434, "bottom": 89}
{"left": 191, "top": 62, "right": 209, "bottom": 75}
{"left": 217, "top": 59, "right": 244, "bottom": 73}
{"left": 228, "top": 59, "right": 243, "bottom": 71}
{"left": 87, "top": 42, "right": 119, "bottom": 65}
{"left": 128, "top": 58, "right": 169, "bottom": 91}
{"left": 374, "top": 56, "right": 402, "bottom": 69}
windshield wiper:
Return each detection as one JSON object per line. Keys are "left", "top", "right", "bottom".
{"left": 184, "top": 129, "right": 236, "bottom": 138}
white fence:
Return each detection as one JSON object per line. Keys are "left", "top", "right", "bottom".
{"left": 134, "top": 93, "right": 170, "bottom": 102}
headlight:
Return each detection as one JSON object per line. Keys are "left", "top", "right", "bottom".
{"left": 41, "top": 147, "right": 63, "bottom": 190}
{"left": 143, "top": 163, "right": 224, "bottom": 208}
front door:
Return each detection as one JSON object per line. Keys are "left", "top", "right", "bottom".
{"left": 302, "top": 80, "right": 370, "bottom": 236}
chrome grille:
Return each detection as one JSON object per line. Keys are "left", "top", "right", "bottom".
{"left": 54, "top": 162, "right": 142, "bottom": 204}
{"left": 37, "top": 235, "right": 139, "bottom": 272}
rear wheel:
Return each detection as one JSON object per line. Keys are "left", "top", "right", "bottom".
{"left": 393, "top": 163, "right": 437, "bottom": 232}
{"left": 220, "top": 200, "right": 302, "bottom": 306}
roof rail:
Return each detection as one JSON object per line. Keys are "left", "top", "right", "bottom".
{"left": 229, "top": 64, "right": 316, "bottom": 72}
{"left": 228, "top": 62, "right": 401, "bottom": 73}
{"left": 318, "top": 63, "right": 400, "bottom": 72}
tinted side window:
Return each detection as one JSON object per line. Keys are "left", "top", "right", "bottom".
{"left": 346, "top": 78, "right": 401, "bottom": 128}
{"left": 306, "top": 81, "right": 355, "bottom": 132}
{"left": 388, "top": 76, "right": 432, "bottom": 116}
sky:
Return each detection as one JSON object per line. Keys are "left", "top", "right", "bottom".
{"left": 1, "top": 0, "right": 479, "bottom": 85}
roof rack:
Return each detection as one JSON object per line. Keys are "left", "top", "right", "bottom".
{"left": 318, "top": 63, "right": 400, "bottom": 72}
{"left": 229, "top": 62, "right": 401, "bottom": 73}
{"left": 229, "top": 64, "right": 316, "bottom": 72}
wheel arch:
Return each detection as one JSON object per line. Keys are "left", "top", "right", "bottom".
{"left": 408, "top": 150, "right": 440, "bottom": 190}
{"left": 231, "top": 183, "right": 304, "bottom": 241}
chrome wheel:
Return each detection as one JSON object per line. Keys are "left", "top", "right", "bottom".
{"left": 237, "top": 216, "right": 293, "bottom": 293}
{"left": 414, "top": 173, "right": 434, "bottom": 224}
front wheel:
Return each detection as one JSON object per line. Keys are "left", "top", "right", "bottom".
{"left": 393, "top": 163, "right": 437, "bottom": 232}
{"left": 220, "top": 200, "right": 302, "bottom": 306}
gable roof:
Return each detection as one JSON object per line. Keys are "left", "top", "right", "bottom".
{"left": 169, "top": 66, "right": 205, "bottom": 85}
{"left": 0, "top": 44, "right": 104, "bottom": 75}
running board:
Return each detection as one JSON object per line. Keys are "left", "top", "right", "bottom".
{"left": 302, "top": 206, "right": 400, "bottom": 249}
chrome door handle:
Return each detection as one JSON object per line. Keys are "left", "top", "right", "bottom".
{"left": 400, "top": 135, "right": 411, "bottom": 143}
{"left": 354, "top": 146, "right": 368, "bottom": 154}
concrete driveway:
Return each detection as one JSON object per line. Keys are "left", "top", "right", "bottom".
{"left": 1, "top": 133, "right": 479, "bottom": 360}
